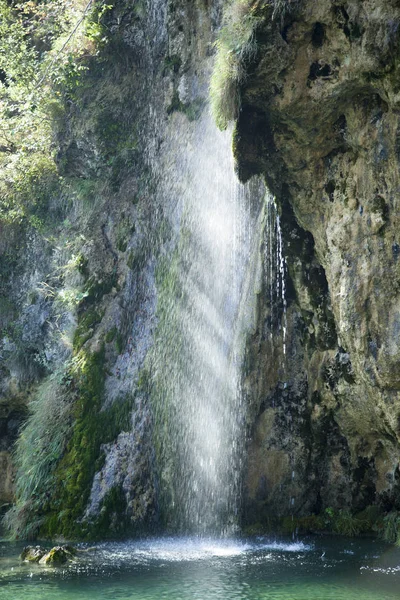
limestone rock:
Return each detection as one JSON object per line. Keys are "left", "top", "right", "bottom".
{"left": 236, "top": 0, "right": 400, "bottom": 523}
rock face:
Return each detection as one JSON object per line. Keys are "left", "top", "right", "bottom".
{"left": 236, "top": 0, "right": 400, "bottom": 523}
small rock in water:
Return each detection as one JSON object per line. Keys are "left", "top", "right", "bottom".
{"left": 20, "top": 546, "right": 46, "bottom": 563}
{"left": 20, "top": 545, "right": 76, "bottom": 565}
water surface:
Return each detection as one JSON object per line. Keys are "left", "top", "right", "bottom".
{"left": 1, "top": 536, "right": 400, "bottom": 599}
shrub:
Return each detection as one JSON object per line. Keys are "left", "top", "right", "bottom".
{"left": 381, "top": 512, "right": 400, "bottom": 545}
{"left": 333, "top": 509, "right": 367, "bottom": 537}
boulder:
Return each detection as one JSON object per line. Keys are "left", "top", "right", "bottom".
{"left": 20, "top": 545, "right": 46, "bottom": 562}
{"left": 20, "top": 544, "right": 76, "bottom": 565}
{"left": 38, "top": 545, "right": 77, "bottom": 565}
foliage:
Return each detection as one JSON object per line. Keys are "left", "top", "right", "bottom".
{"left": 332, "top": 509, "right": 368, "bottom": 537}
{"left": 271, "top": 0, "right": 299, "bottom": 20}
{"left": 210, "top": 0, "right": 263, "bottom": 130}
{"left": 42, "top": 347, "right": 134, "bottom": 538}
{"left": 3, "top": 370, "right": 74, "bottom": 540}
{"left": 381, "top": 512, "right": 400, "bottom": 545}
{"left": 282, "top": 514, "right": 325, "bottom": 535}
{"left": 281, "top": 506, "right": 378, "bottom": 537}
{"left": 0, "top": 0, "right": 111, "bottom": 228}
{"left": 0, "top": 0, "right": 143, "bottom": 541}
{"left": 210, "top": 0, "right": 301, "bottom": 130}
{"left": 4, "top": 345, "right": 133, "bottom": 539}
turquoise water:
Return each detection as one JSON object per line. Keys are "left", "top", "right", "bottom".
{"left": 1, "top": 536, "right": 400, "bottom": 599}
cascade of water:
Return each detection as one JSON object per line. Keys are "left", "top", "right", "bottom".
{"left": 149, "top": 111, "right": 264, "bottom": 535}
{"left": 263, "top": 196, "right": 287, "bottom": 357}
{"left": 276, "top": 214, "right": 288, "bottom": 356}
{"left": 134, "top": 0, "right": 266, "bottom": 537}
{"left": 263, "top": 198, "right": 294, "bottom": 525}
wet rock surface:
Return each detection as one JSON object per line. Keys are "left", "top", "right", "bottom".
{"left": 238, "top": 0, "right": 400, "bottom": 523}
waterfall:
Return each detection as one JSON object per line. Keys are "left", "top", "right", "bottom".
{"left": 149, "top": 111, "right": 264, "bottom": 534}
{"left": 264, "top": 196, "right": 287, "bottom": 357}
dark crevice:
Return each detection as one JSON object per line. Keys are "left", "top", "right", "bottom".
{"left": 334, "top": 113, "right": 347, "bottom": 138}
{"left": 311, "top": 22, "right": 325, "bottom": 48}
{"left": 325, "top": 180, "right": 336, "bottom": 202}
{"left": 334, "top": 5, "right": 364, "bottom": 41}
{"left": 308, "top": 61, "right": 332, "bottom": 82}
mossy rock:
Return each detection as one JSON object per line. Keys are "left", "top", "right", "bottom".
{"left": 20, "top": 545, "right": 46, "bottom": 563}
{"left": 38, "top": 545, "right": 77, "bottom": 565}
{"left": 21, "top": 544, "right": 77, "bottom": 564}
{"left": 42, "top": 347, "right": 136, "bottom": 538}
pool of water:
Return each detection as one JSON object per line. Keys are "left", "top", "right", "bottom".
{"left": 1, "top": 535, "right": 400, "bottom": 599}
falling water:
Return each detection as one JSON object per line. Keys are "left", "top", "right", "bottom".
{"left": 149, "top": 111, "right": 264, "bottom": 535}
{"left": 264, "top": 196, "right": 287, "bottom": 356}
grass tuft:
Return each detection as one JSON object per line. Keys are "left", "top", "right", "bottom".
{"left": 210, "top": 0, "right": 262, "bottom": 130}
{"left": 210, "top": 0, "right": 301, "bottom": 130}
{"left": 3, "top": 371, "right": 73, "bottom": 540}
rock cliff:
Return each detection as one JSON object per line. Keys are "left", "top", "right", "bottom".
{"left": 237, "top": 0, "right": 400, "bottom": 528}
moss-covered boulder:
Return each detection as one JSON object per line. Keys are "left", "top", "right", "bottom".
{"left": 20, "top": 546, "right": 46, "bottom": 562}
{"left": 20, "top": 544, "right": 76, "bottom": 565}
{"left": 38, "top": 545, "right": 77, "bottom": 565}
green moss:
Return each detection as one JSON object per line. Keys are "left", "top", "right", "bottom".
{"left": 105, "top": 327, "right": 117, "bottom": 343}
{"left": 73, "top": 309, "right": 102, "bottom": 350}
{"left": 183, "top": 99, "right": 206, "bottom": 122}
{"left": 42, "top": 348, "right": 134, "bottom": 539}
{"left": 243, "top": 518, "right": 279, "bottom": 535}
{"left": 167, "top": 93, "right": 205, "bottom": 122}
{"left": 104, "top": 327, "right": 124, "bottom": 353}
{"left": 137, "top": 368, "right": 151, "bottom": 392}
{"left": 117, "top": 238, "right": 128, "bottom": 253}
{"left": 127, "top": 249, "right": 147, "bottom": 271}
{"left": 65, "top": 177, "right": 99, "bottom": 207}
{"left": 163, "top": 54, "right": 182, "bottom": 74}
{"left": 82, "top": 271, "right": 118, "bottom": 306}
{"left": 167, "top": 91, "right": 184, "bottom": 115}
{"left": 90, "top": 486, "right": 128, "bottom": 539}
{"left": 115, "top": 332, "right": 124, "bottom": 354}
